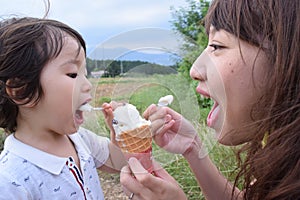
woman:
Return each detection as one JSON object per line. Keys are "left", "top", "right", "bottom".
{"left": 120, "top": 0, "right": 300, "bottom": 199}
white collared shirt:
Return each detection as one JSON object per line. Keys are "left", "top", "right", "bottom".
{"left": 0, "top": 127, "right": 110, "bottom": 200}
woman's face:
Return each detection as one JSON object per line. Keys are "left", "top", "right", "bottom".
{"left": 190, "top": 26, "right": 269, "bottom": 145}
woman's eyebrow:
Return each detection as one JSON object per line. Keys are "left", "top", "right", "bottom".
{"left": 209, "top": 26, "right": 217, "bottom": 36}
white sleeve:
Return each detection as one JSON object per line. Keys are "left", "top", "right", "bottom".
{"left": 0, "top": 174, "right": 32, "bottom": 200}
{"left": 76, "top": 127, "right": 110, "bottom": 168}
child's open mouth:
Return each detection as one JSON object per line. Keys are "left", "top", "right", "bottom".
{"left": 74, "top": 103, "right": 87, "bottom": 125}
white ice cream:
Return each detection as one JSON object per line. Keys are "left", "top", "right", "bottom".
{"left": 79, "top": 103, "right": 93, "bottom": 111}
{"left": 158, "top": 95, "right": 174, "bottom": 106}
{"left": 112, "top": 103, "right": 151, "bottom": 137}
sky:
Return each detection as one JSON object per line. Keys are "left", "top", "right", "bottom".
{"left": 0, "top": 0, "right": 190, "bottom": 59}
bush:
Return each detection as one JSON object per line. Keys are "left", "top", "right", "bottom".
{"left": 0, "top": 129, "right": 6, "bottom": 152}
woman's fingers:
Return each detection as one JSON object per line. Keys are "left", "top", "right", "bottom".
{"left": 122, "top": 158, "right": 186, "bottom": 200}
{"left": 120, "top": 165, "right": 139, "bottom": 194}
{"left": 120, "top": 163, "right": 153, "bottom": 200}
{"left": 143, "top": 104, "right": 157, "bottom": 119}
{"left": 152, "top": 161, "right": 179, "bottom": 185}
{"left": 126, "top": 158, "right": 170, "bottom": 192}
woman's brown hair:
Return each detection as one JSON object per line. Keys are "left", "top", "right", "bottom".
{"left": 205, "top": 0, "right": 300, "bottom": 199}
{"left": 0, "top": 17, "right": 86, "bottom": 133}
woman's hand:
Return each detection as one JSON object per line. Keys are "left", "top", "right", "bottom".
{"left": 143, "top": 104, "right": 200, "bottom": 155}
{"left": 120, "top": 157, "right": 187, "bottom": 200}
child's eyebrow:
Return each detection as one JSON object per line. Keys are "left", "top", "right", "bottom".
{"left": 60, "top": 58, "right": 83, "bottom": 68}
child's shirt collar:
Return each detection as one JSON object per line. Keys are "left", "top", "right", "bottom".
{"left": 4, "top": 133, "right": 81, "bottom": 175}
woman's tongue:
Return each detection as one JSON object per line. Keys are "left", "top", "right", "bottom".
{"left": 207, "top": 102, "right": 220, "bottom": 128}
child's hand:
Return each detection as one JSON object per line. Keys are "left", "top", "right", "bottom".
{"left": 102, "top": 101, "right": 127, "bottom": 145}
{"left": 102, "top": 102, "right": 114, "bottom": 129}
{"left": 101, "top": 102, "right": 116, "bottom": 144}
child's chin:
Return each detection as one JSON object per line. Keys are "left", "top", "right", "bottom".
{"left": 68, "top": 121, "right": 81, "bottom": 134}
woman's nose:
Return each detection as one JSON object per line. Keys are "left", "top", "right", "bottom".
{"left": 190, "top": 50, "right": 208, "bottom": 82}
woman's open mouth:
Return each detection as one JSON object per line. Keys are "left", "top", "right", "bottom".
{"left": 207, "top": 100, "right": 220, "bottom": 128}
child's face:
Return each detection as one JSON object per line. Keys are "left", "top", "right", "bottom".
{"left": 190, "top": 26, "right": 269, "bottom": 145}
{"left": 38, "top": 35, "right": 91, "bottom": 134}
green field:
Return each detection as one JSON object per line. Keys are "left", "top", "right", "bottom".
{"left": 0, "top": 74, "right": 239, "bottom": 199}
{"left": 84, "top": 74, "right": 239, "bottom": 199}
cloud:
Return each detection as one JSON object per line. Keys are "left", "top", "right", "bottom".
{"left": 94, "top": 28, "right": 184, "bottom": 52}
{"left": 89, "top": 28, "right": 186, "bottom": 59}
{"left": 47, "top": 0, "right": 188, "bottom": 30}
{"left": 0, "top": 0, "right": 46, "bottom": 17}
{"left": 0, "top": 0, "right": 189, "bottom": 53}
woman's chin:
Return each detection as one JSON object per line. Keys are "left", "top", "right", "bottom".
{"left": 217, "top": 131, "right": 249, "bottom": 146}
{"left": 214, "top": 128, "right": 237, "bottom": 146}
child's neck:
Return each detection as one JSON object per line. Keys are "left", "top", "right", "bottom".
{"left": 14, "top": 130, "right": 80, "bottom": 169}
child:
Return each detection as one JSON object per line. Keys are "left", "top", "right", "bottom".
{"left": 0, "top": 17, "right": 125, "bottom": 199}
{"left": 119, "top": 0, "right": 300, "bottom": 199}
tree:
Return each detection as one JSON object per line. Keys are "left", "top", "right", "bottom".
{"left": 171, "top": 0, "right": 210, "bottom": 78}
{"left": 171, "top": 0, "right": 212, "bottom": 108}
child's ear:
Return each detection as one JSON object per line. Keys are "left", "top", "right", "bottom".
{"left": 5, "top": 79, "right": 33, "bottom": 106}
{"left": 5, "top": 79, "right": 18, "bottom": 97}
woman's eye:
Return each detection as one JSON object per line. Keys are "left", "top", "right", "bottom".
{"left": 67, "top": 73, "right": 78, "bottom": 78}
{"left": 208, "top": 44, "right": 224, "bottom": 52}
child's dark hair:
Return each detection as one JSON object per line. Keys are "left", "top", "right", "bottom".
{"left": 0, "top": 17, "right": 86, "bottom": 133}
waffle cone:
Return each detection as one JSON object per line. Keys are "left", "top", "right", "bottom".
{"left": 116, "top": 124, "right": 152, "bottom": 153}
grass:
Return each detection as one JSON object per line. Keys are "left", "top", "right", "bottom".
{"left": 83, "top": 74, "right": 239, "bottom": 199}
{"left": 0, "top": 74, "right": 239, "bottom": 199}
{"left": 0, "top": 129, "right": 5, "bottom": 152}
{"left": 148, "top": 121, "right": 239, "bottom": 199}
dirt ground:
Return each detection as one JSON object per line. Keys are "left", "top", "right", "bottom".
{"left": 94, "top": 78, "right": 129, "bottom": 199}
{"left": 92, "top": 77, "right": 137, "bottom": 99}
{"left": 99, "top": 172, "right": 127, "bottom": 200}
{"left": 94, "top": 77, "right": 159, "bottom": 199}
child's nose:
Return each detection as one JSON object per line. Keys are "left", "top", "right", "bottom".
{"left": 82, "top": 77, "right": 92, "bottom": 92}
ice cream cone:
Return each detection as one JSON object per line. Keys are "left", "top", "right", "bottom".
{"left": 116, "top": 124, "right": 153, "bottom": 172}
{"left": 116, "top": 124, "right": 152, "bottom": 153}
{"left": 112, "top": 104, "right": 153, "bottom": 172}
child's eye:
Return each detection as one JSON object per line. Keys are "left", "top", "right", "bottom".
{"left": 208, "top": 44, "right": 225, "bottom": 52}
{"left": 67, "top": 73, "right": 78, "bottom": 78}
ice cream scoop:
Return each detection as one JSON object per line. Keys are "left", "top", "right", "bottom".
{"left": 79, "top": 104, "right": 103, "bottom": 112}
{"left": 157, "top": 95, "right": 174, "bottom": 107}
{"left": 112, "top": 103, "right": 151, "bottom": 136}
